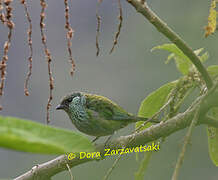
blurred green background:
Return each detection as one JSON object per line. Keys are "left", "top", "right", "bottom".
{"left": 0, "top": 0, "right": 218, "bottom": 179}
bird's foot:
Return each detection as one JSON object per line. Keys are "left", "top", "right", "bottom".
{"left": 92, "top": 136, "right": 99, "bottom": 143}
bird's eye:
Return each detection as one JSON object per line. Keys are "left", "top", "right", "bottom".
{"left": 67, "top": 97, "right": 73, "bottom": 103}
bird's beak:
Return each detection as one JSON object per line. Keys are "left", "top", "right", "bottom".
{"left": 56, "top": 104, "right": 65, "bottom": 110}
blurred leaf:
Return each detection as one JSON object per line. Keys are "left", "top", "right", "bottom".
{"left": 152, "top": 44, "right": 209, "bottom": 75}
{"left": 194, "top": 48, "right": 209, "bottom": 63}
{"left": 152, "top": 43, "right": 189, "bottom": 62}
{"left": 199, "top": 51, "right": 209, "bottom": 63}
{"left": 207, "top": 126, "right": 218, "bottom": 166}
{"left": 166, "top": 53, "right": 175, "bottom": 64}
{"left": 194, "top": 48, "right": 204, "bottom": 56}
{"left": 152, "top": 43, "right": 191, "bottom": 75}
{"left": 207, "top": 108, "right": 218, "bottom": 166}
{"left": 136, "top": 81, "right": 177, "bottom": 130}
{"left": 0, "top": 116, "right": 95, "bottom": 154}
{"left": 207, "top": 65, "right": 218, "bottom": 77}
{"left": 205, "top": 0, "right": 217, "bottom": 37}
{"left": 172, "top": 56, "right": 191, "bottom": 75}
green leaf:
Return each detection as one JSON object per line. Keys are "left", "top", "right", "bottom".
{"left": 207, "top": 126, "right": 218, "bottom": 166}
{"left": 152, "top": 43, "right": 192, "bottom": 75}
{"left": 166, "top": 53, "right": 175, "bottom": 64}
{"left": 136, "top": 81, "right": 177, "bottom": 129}
{"left": 152, "top": 44, "right": 209, "bottom": 75}
{"left": 0, "top": 116, "right": 95, "bottom": 154}
{"left": 207, "top": 65, "right": 218, "bottom": 77}
{"left": 207, "top": 108, "right": 218, "bottom": 166}
{"left": 194, "top": 48, "right": 204, "bottom": 56}
{"left": 194, "top": 48, "right": 209, "bottom": 63}
{"left": 173, "top": 56, "right": 191, "bottom": 75}
{"left": 151, "top": 44, "right": 189, "bottom": 61}
{"left": 199, "top": 51, "right": 209, "bottom": 63}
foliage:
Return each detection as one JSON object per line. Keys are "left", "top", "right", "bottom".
{"left": 0, "top": 115, "right": 95, "bottom": 154}
{"left": 135, "top": 43, "right": 218, "bottom": 176}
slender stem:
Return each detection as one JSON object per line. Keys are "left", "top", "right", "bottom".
{"left": 135, "top": 151, "right": 153, "bottom": 180}
{"left": 103, "top": 153, "right": 122, "bottom": 180}
{"left": 126, "top": 0, "right": 213, "bottom": 89}
{"left": 66, "top": 162, "right": 74, "bottom": 180}
{"left": 135, "top": 96, "right": 173, "bottom": 132}
{"left": 171, "top": 107, "right": 200, "bottom": 180}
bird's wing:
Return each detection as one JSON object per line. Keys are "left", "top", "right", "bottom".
{"left": 84, "top": 93, "right": 131, "bottom": 121}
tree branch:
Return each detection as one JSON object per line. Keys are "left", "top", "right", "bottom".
{"left": 14, "top": 82, "right": 218, "bottom": 180}
{"left": 126, "top": 0, "right": 213, "bottom": 89}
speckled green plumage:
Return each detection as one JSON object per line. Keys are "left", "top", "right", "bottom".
{"left": 56, "top": 92, "right": 149, "bottom": 138}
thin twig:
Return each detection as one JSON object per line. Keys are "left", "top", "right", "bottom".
{"left": 0, "top": 0, "right": 14, "bottom": 110}
{"left": 40, "top": 0, "right": 54, "bottom": 124}
{"left": 134, "top": 96, "right": 173, "bottom": 133}
{"left": 64, "top": 0, "right": 75, "bottom": 76}
{"left": 135, "top": 151, "right": 153, "bottom": 180}
{"left": 103, "top": 153, "right": 122, "bottom": 180}
{"left": 109, "top": 0, "right": 123, "bottom": 54}
{"left": 66, "top": 162, "right": 74, "bottom": 180}
{"left": 103, "top": 130, "right": 143, "bottom": 180}
{"left": 96, "top": 0, "right": 102, "bottom": 56}
{"left": 20, "top": 0, "right": 33, "bottom": 96}
{"left": 0, "top": 0, "right": 5, "bottom": 24}
{"left": 171, "top": 106, "right": 200, "bottom": 180}
{"left": 174, "top": 86, "right": 196, "bottom": 113}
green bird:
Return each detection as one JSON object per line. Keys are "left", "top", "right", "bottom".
{"left": 56, "top": 92, "right": 153, "bottom": 141}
